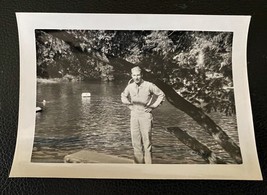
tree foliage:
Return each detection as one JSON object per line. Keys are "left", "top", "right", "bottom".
{"left": 36, "top": 29, "right": 235, "bottom": 115}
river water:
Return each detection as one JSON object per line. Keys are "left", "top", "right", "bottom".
{"left": 32, "top": 81, "right": 240, "bottom": 164}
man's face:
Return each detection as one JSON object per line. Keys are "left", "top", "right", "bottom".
{"left": 131, "top": 70, "right": 142, "bottom": 84}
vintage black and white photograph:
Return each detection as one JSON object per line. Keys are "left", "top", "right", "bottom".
{"left": 10, "top": 13, "right": 262, "bottom": 179}
{"left": 33, "top": 29, "right": 241, "bottom": 165}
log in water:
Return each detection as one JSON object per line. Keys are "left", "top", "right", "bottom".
{"left": 167, "top": 127, "right": 227, "bottom": 164}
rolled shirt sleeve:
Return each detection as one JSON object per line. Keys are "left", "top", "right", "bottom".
{"left": 121, "top": 85, "right": 132, "bottom": 105}
{"left": 149, "top": 83, "right": 165, "bottom": 108}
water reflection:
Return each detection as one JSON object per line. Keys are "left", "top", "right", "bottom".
{"left": 33, "top": 81, "right": 239, "bottom": 164}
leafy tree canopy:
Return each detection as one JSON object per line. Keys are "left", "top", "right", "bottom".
{"left": 36, "top": 29, "right": 234, "bottom": 115}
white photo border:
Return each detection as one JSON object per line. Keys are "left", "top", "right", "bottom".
{"left": 10, "top": 13, "right": 262, "bottom": 180}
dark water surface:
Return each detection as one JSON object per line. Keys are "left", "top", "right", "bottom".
{"left": 33, "top": 81, "right": 239, "bottom": 164}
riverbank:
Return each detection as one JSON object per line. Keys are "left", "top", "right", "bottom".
{"left": 37, "top": 78, "right": 61, "bottom": 84}
{"left": 64, "top": 150, "right": 133, "bottom": 163}
{"left": 37, "top": 74, "right": 82, "bottom": 84}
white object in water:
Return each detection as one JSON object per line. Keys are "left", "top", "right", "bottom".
{"left": 36, "top": 107, "right": 42, "bottom": 112}
{"left": 82, "top": 93, "right": 91, "bottom": 97}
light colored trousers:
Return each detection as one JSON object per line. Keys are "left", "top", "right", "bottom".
{"left": 130, "top": 111, "right": 153, "bottom": 164}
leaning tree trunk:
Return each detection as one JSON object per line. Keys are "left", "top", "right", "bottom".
{"left": 46, "top": 30, "right": 242, "bottom": 164}
{"left": 167, "top": 127, "right": 227, "bottom": 164}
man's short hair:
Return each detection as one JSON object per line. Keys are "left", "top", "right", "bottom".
{"left": 131, "top": 66, "right": 142, "bottom": 74}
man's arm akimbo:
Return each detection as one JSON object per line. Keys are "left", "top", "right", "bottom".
{"left": 121, "top": 86, "right": 132, "bottom": 105}
{"left": 149, "top": 83, "right": 165, "bottom": 108}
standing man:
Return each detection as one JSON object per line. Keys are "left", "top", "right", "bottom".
{"left": 121, "top": 66, "right": 165, "bottom": 164}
